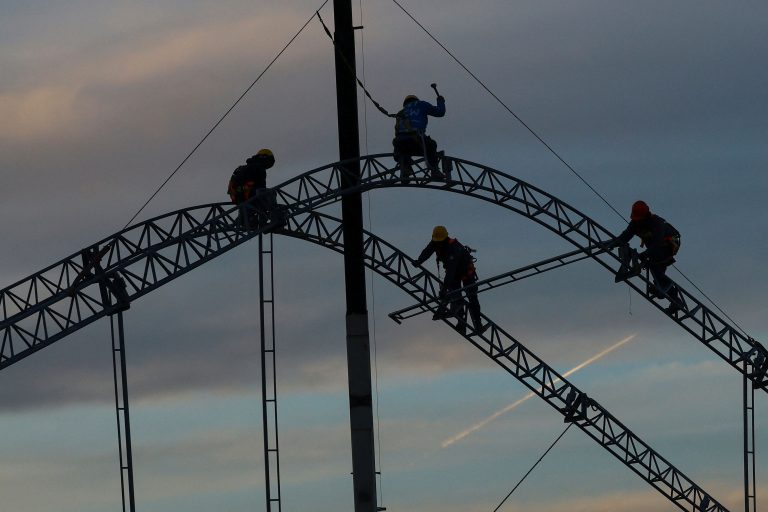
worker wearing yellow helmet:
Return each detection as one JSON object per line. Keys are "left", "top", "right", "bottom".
{"left": 228, "top": 148, "right": 275, "bottom": 203}
{"left": 413, "top": 225, "right": 488, "bottom": 335}
{"left": 228, "top": 149, "right": 277, "bottom": 228}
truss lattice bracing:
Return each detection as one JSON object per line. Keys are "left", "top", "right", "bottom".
{"left": 0, "top": 155, "right": 740, "bottom": 510}
{"left": 1, "top": 155, "right": 765, "bottom": 391}
{"left": 390, "top": 245, "right": 602, "bottom": 322}
{"left": 277, "top": 210, "right": 726, "bottom": 512}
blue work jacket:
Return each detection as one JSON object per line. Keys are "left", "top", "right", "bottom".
{"left": 395, "top": 97, "right": 446, "bottom": 135}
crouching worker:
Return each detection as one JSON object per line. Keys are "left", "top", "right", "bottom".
{"left": 414, "top": 225, "right": 488, "bottom": 335}
{"left": 613, "top": 200, "right": 684, "bottom": 314}
{"left": 393, "top": 91, "right": 446, "bottom": 179}
{"left": 227, "top": 149, "right": 280, "bottom": 229}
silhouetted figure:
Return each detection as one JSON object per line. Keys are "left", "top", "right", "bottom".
{"left": 414, "top": 225, "right": 487, "bottom": 335}
{"left": 228, "top": 149, "right": 278, "bottom": 229}
{"left": 393, "top": 92, "right": 445, "bottom": 178}
{"left": 615, "top": 200, "right": 683, "bottom": 313}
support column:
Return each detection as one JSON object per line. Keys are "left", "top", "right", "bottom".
{"left": 744, "top": 360, "right": 757, "bottom": 512}
{"left": 259, "top": 233, "right": 282, "bottom": 511}
{"left": 332, "top": 1, "right": 378, "bottom": 510}
{"left": 111, "top": 311, "right": 136, "bottom": 512}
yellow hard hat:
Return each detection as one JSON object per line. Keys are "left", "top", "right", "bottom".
{"left": 256, "top": 148, "right": 274, "bottom": 158}
{"left": 431, "top": 225, "right": 448, "bottom": 242}
{"left": 403, "top": 95, "right": 419, "bottom": 106}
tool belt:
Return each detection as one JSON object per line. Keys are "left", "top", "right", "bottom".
{"left": 665, "top": 234, "right": 681, "bottom": 256}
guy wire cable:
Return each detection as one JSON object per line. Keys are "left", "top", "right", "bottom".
{"left": 492, "top": 423, "right": 572, "bottom": 511}
{"left": 355, "top": 0, "right": 387, "bottom": 506}
{"left": 388, "top": 0, "right": 751, "bottom": 337}
{"left": 388, "top": 0, "right": 623, "bottom": 222}
{"left": 120, "top": 0, "right": 330, "bottom": 231}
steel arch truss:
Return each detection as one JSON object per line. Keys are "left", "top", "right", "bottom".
{"left": 0, "top": 154, "right": 749, "bottom": 510}
{"left": 278, "top": 210, "right": 725, "bottom": 512}
{"left": 1, "top": 154, "right": 765, "bottom": 388}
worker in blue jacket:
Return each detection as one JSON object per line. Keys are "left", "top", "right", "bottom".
{"left": 393, "top": 92, "right": 446, "bottom": 175}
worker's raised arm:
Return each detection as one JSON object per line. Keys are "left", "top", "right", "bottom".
{"left": 427, "top": 95, "right": 446, "bottom": 117}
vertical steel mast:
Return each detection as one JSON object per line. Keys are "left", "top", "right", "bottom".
{"left": 332, "top": 1, "right": 378, "bottom": 511}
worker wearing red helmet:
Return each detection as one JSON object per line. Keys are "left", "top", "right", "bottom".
{"left": 615, "top": 200, "right": 683, "bottom": 313}
{"left": 414, "top": 226, "right": 488, "bottom": 335}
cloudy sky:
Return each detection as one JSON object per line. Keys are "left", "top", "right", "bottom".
{"left": 1, "top": 1, "right": 767, "bottom": 511}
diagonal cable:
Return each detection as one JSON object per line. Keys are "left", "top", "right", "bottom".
{"left": 389, "top": 0, "right": 624, "bottom": 221}
{"left": 493, "top": 423, "right": 572, "bottom": 511}
{"left": 389, "top": 0, "right": 750, "bottom": 337}
{"left": 121, "top": 0, "right": 330, "bottom": 231}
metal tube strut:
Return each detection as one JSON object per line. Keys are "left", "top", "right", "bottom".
{"left": 744, "top": 359, "right": 757, "bottom": 512}
{"left": 259, "top": 233, "right": 282, "bottom": 511}
{"left": 110, "top": 311, "right": 136, "bottom": 512}
{"left": 390, "top": 245, "right": 604, "bottom": 323}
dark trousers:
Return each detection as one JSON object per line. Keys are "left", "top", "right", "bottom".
{"left": 393, "top": 134, "right": 439, "bottom": 170}
{"left": 648, "top": 263, "right": 681, "bottom": 303}
{"left": 445, "top": 274, "right": 482, "bottom": 330}
{"left": 236, "top": 188, "right": 278, "bottom": 229}
{"left": 645, "top": 245, "right": 681, "bottom": 304}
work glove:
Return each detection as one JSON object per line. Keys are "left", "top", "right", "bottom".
{"left": 437, "top": 95, "right": 445, "bottom": 103}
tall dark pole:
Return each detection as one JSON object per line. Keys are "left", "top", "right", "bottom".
{"left": 332, "top": 1, "right": 378, "bottom": 511}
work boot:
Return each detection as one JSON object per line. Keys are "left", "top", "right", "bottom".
{"left": 474, "top": 323, "right": 490, "bottom": 336}
{"left": 428, "top": 164, "right": 445, "bottom": 180}
{"left": 432, "top": 305, "right": 450, "bottom": 321}
{"left": 440, "top": 152, "right": 453, "bottom": 182}
{"left": 646, "top": 285, "right": 663, "bottom": 299}
{"left": 398, "top": 157, "right": 413, "bottom": 180}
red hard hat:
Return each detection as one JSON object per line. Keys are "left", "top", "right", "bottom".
{"left": 630, "top": 200, "right": 650, "bottom": 221}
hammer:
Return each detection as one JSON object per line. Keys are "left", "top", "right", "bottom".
{"left": 430, "top": 83, "right": 441, "bottom": 97}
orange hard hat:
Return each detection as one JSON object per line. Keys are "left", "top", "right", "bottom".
{"left": 630, "top": 200, "right": 650, "bottom": 221}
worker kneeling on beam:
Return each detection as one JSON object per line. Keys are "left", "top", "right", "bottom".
{"left": 393, "top": 89, "right": 446, "bottom": 179}
{"left": 414, "top": 225, "right": 488, "bottom": 335}
{"left": 228, "top": 149, "right": 281, "bottom": 229}
{"left": 612, "top": 200, "right": 684, "bottom": 314}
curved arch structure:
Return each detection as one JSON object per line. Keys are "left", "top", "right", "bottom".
{"left": 1, "top": 154, "right": 765, "bottom": 389}
{"left": 0, "top": 154, "right": 742, "bottom": 510}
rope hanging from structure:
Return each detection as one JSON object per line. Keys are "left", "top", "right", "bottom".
{"left": 316, "top": 11, "right": 396, "bottom": 118}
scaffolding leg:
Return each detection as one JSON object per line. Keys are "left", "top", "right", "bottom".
{"left": 744, "top": 360, "right": 757, "bottom": 512}
{"left": 110, "top": 312, "right": 136, "bottom": 512}
{"left": 259, "top": 232, "right": 282, "bottom": 511}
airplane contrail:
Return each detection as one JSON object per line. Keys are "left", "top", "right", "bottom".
{"left": 441, "top": 334, "right": 637, "bottom": 448}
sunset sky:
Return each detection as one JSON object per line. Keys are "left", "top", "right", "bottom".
{"left": 1, "top": 1, "right": 767, "bottom": 511}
